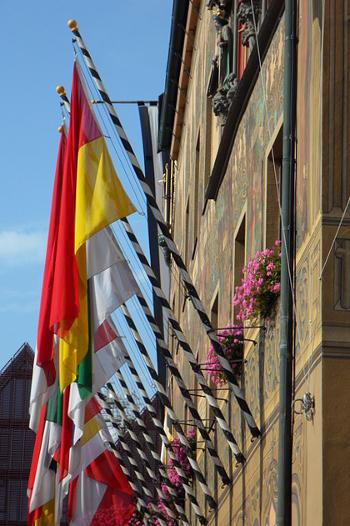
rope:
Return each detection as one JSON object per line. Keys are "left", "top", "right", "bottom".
{"left": 249, "top": 0, "right": 304, "bottom": 371}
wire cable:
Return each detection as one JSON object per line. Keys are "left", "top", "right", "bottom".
{"left": 319, "top": 195, "right": 350, "bottom": 280}
{"left": 250, "top": 0, "right": 303, "bottom": 362}
{"left": 76, "top": 54, "right": 148, "bottom": 215}
{"left": 74, "top": 48, "right": 148, "bottom": 208}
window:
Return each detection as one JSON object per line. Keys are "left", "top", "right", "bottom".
{"left": 219, "top": 24, "right": 233, "bottom": 87}
{"left": 192, "top": 132, "right": 201, "bottom": 256}
{"left": 236, "top": 28, "right": 247, "bottom": 79}
{"left": 14, "top": 378, "right": 26, "bottom": 419}
{"left": 170, "top": 295, "right": 176, "bottom": 358}
{"left": 265, "top": 126, "right": 282, "bottom": 248}
{"left": 207, "top": 1, "right": 263, "bottom": 121}
{"left": 184, "top": 198, "right": 190, "bottom": 265}
{"left": 0, "top": 479, "right": 6, "bottom": 517}
{"left": 234, "top": 214, "right": 246, "bottom": 323}
{"left": 0, "top": 381, "right": 12, "bottom": 419}
{"left": 234, "top": 0, "right": 261, "bottom": 78}
{"left": 7, "top": 479, "right": 27, "bottom": 521}
{"left": 0, "top": 431, "right": 9, "bottom": 469}
{"left": 211, "top": 293, "right": 219, "bottom": 330}
{"left": 204, "top": 98, "right": 213, "bottom": 190}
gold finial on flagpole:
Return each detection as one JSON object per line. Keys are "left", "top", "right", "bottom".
{"left": 67, "top": 19, "right": 78, "bottom": 31}
{"left": 56, "top": 85, "right": 66, "bottom": 96}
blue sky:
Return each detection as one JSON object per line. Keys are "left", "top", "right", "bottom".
{"left": 0, "top": 1, "right": 172, "bottom": 373}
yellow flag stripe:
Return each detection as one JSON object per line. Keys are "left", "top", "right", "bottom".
{"left": 34, "top": 499, "right": 55, "bottom": 526}
{"left": 80, "top": 415, "right": 101, "bottom": 447}
{"left": 59, "top": 134, "right": 135, "bottom": 389}
{"left": 59, "top": 246, "right": 88, "bottom": 390}
{"left": 75, "top": 137, "right": 135, "bottom": 253}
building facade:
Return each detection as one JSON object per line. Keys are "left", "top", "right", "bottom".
{"left": 159, "top": 0, "right": 350, "bottom": 524}
{"left": 0, "top": 343, "right": 35, "bottom": 525}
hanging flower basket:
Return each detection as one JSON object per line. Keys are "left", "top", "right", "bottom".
{"left": 166, "top": 427, "right": 196, "bottom": 487}
{"left": 233, "top": 241, "right": 281, "bottom": 323}
{"left": 128, "top": 429, "right": 196, "bottom": 526}
{"left": 128, "top": 510, "right": 147, "bottom": 526}
{"left": 205, "top": 328, "right": 244, "bottom": 386}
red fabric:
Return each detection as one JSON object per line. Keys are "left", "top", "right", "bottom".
{"left": 36, "top": 133, "right": 66, "bottom": 385}
{"left": 27, "top": 404, "right": 47, "bottom": 525}
{"left": 28, "top": 506, "right": 43, "bottom": 526}
{"left": 49, "top": 65, "right": 81, "bottom": 339}
{"left": 73, "top": 65, "right": 101, "bottom": 149}
{"left": 67, "top": 477, "right": 79, "bottom": 522}
{"left": 94, "top": 319, "right": 118, "bottom": 352}
{"left": 54, "top": 386, "right": 73, "bottom": 481}
{"left": 37, "top": 63, "right": 104, "bottom": 382}
{"left": 237, "top": 30, "right": 246, "bottom": 79}
{"left": 86, "top": 450, "right": 135, "bottom": 526}
{"left": 84, "top": 397, "right": 102, "bottom": 423}
{"left": 49, "top": 63, "right": 102, "bottom": 340}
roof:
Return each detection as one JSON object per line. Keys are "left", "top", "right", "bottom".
{"left": 0, "top": 342, "right": 34, "bottom": 390}
{"left": 158, "top": 0, "right": 189, "bottom": 152}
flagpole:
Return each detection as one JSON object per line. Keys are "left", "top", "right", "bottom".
{"left": 113, "top": 352, "right": 208, "bottom": 525}
{"left": 121, "top": 217, "right": 243, "bottom": 468}
{"left": 96, "top": 393, "right": 180, "bottom": 526}
{"left": 56, "top": 86, "right": 240, "bottom": 479}
{"left": 98, "top": 391, "right": 188, "bottom": 526}
{"left": 67, "top": 19, "right": 260, "bottom": 439}
{"left": 108, "top": 428, "right": 168, "bottom": 526}
{"left": 107, "top": 376, "right": 192, "bottom": 524}
{"left": 56, "top": 85, "right": 70, "bottom": 114}
{"left": 120, "top": 303, "right": 216, "bottom": 511}
{"left": 135, "top": 291, "right": 242, "bottom": 470}
{"left": 98, "top": 402, "right": 161, "bottom": 519}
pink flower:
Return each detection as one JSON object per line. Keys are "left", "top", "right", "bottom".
{"left": 232, "top": 242, "right": 281, "bottom": 323}
{"left": 204, "top": 327, "right": 244, "bottom": 386}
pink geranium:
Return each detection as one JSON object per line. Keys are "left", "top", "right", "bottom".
{"left": 166, "top": 428, "right": 196, "bottom": 487}
{"left": 233, "top": 241, "right": 281, "bottom": 323}
{"left": 129, "top": 429, "right": 196, "bottom": 526}
{"left": 205, "top": 328, "right": 244, "bottom": 386}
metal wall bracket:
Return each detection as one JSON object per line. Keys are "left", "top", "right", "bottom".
{"left": 293, "top": 392, "right": 315, "bottom": 422}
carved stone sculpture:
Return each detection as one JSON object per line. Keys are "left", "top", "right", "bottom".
{"left": 207, "top": 0, "right": 232, "bottom": 12}
{"left": 212, "top": 87, "right": 231, "bottom": 120}
{"left": 237, "top": 0, "right": 261, "bottom": 47}
{"left": 226, "top": 72, "right": 239, "bottom": 103}
{"left": 212, "top": 74, "right": 240, "bottom": 122}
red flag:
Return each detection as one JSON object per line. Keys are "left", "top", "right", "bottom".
{"left": 86, "top": 450, "right": 135, "bottom": 526}
{"left": 36, "top": 130, "right": 67, "bottom": 386}
{"left": 49, "top": 62, "right": 101, "bottom": 340}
